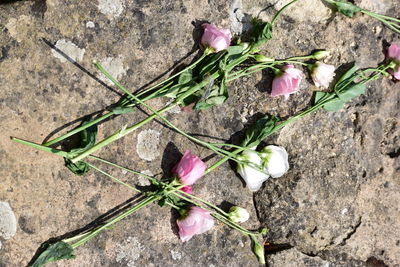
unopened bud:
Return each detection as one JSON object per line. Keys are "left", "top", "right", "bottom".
{"left": 228, "top": 206, "right": 250, "bottom": 223}
{"left": 251, "top": 236, "right": 265, "bottom": 264}
{"left": 312, "top": 50, "right": 330, "bottom": 60}
{"left": 254, "top": 54, "right": 274, "bottom": 63}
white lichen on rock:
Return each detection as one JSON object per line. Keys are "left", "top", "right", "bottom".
{"left": 98, "top": 0, "right": 125, "bottom": 18}
{"left": 0, "top": 201, "right": 17, "bottom": 240}
{"left": 86, "top": 21, "right": 95, "bottom": 28}
{"left": 52, "top": 39, "right": 85, "bottom": 63}
{"left": 136, "top": 129, "right": 161, "bottom": 161}
{"left": 170, "top": 249, "right": 182, "bottom": 260}
{"left": 116, "top": 236, "right": 144, "bottom": 267}
{"left": 98, "top": 56, "right": 127, "bottom": 86}
{"left": 137, "top": 170, "right": 153, "bottom": 186}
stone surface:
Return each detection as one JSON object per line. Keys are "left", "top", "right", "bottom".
{"left": 0, "top": 202, "right": 17, "bottom": 241}
{"left": 0, "top": 0, "right": 399, "bottom": 266}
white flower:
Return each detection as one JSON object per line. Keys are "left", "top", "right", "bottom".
{"left": 228, "top": 206, "right": 250, "bottom": 223}
{"left": 310, "top": 62, "right": 335, "bottom": 88}
{"left": 237, "top": 150, "right": 269, "bottom": 192}
{"left": 260, "top": 145, "right": 289, "bottom": 178}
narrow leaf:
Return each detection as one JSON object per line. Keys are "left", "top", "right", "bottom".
{"left": 337, "top": 83, "right": 366, "bottom": 102}
{"left": 30, "top": 241, "right": 75, "bottom": 267}
{"left": 314, "top": 91, "right": 328, "bottom": 105}
{"left": 178, "top": 69, "right": 192, "bottom": 85}
{"left": 226, "top": 45, "right": 244, "bottom": 56}
{"left": 111, "top": 106, "right": 134, "bottom": 115}
{"left": 323, "top": 98, "right": 345, "bottom": 112}
{"left": 333, "top": 1, "right": 362, "bottom": 17}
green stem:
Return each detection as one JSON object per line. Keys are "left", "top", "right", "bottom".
{"left": 70, "top": 195, "right": 158, "bottom": 248}
{"left": 43, "top": 52, "right": 208, "bottom": 147}
{"left": 70, "top": 68, "right": 221, "bottom": 163}
{"left": 271, "top": 0, "right": 300, "bottom": 26}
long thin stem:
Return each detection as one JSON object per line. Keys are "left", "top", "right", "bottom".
{"left": 43, "top": 52, "right": 208, "bottom": 147}
{"left": 70, "top": 195, "right": 158, "bottom": 248}
{"left": 271, "top": 0, "right": 300, "bottom": 26}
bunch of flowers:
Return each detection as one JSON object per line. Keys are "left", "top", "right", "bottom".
{"left": 11, "top": 0, "right": 400, "bottom": 265}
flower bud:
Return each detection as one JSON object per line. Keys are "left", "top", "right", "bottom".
{"left": 237, "top": 150, "right": 269, "bottom": 192}
{"left": 251, "top": 236, "right": 265, "bottom": 264}
{"left": 309, "top": 61, "right": 336, "bottom": 88}
{"left": 254, "top": 54, "right": 274, "bottom": 63}
{"left": 228, "top": 206, "right": 250, "bottom": 223}
{"left": 387, "top": 43, "right": 400, "bottom": 80}
{"left": 260, "top": 145, "right": 289, "bottom": 178}
{"left": 312, "top": 50, "right": 330, "bottom": 60}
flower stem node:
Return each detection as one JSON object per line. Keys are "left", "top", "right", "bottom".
{"left": 312, "top": 50, "right": 330, "bottom": 60}
{"left": 228, "top": 206, "right": 250, "bottom": 223}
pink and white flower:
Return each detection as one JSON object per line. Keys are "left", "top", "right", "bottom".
{"left": 271, "top": 65, "right": 303, "bottom": 100}
{"left": 201, "top": 23, "right": 232, "bottom": 52}
{"left": 310, "top": 62, "right": 336, "bottom": 88}
{"left": 172, "top": 150, "right": 206, "bottom": 186}
{"left": 387, "top": 43, "right": 400, "bottom": 80}
{"left": 177, "top": 206, "right": 214, "bottom": 242}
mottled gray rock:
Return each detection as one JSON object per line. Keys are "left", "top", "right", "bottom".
{"left": 0, "top": 0, "right": 399, "bottom": 266}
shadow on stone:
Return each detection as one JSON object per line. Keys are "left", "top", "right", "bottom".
{"left": 27, "top": 193, "right": 145, "bottom": 266}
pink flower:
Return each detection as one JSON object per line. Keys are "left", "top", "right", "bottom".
{"left": 271, "top": 65, "right": 303, "bottom": 100}
{"left": 387, "top": 43, "right": 400, "bottom": 80}
{"left": 201, "top": 23, "right": 232, "bottom": 52}
{"left": 177, "top": 206, "right": 214, "bottom": 242}
{"left": 180, "top": 186, "right": 193, "bottom": 194}
{"left": 172, "top": 150, "right": 206, "bottom": 186}
{"left": 310, "top": 62, "right": 336, "bottom": 88}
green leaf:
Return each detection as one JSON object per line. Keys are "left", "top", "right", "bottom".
{"left": 226, "top": 45, "right": 244, "bottom": 56}
{"left": 206, "top": 95, "right": 227, "bottom": 105}
{"left": 337, "top": 83, "right": 366, "bottom": 102}
{"left": 332, "top": 1, "right": 362, "bottom": 17}
{"left": 64, "top": 120, "right": 98, "bottom": 175}
{"left": 111, "top": 106, "right": 134, "bottom": 115}
{"left": 243, "top": 115, "right": 279, "bottom": 147}
{"left": 314, "top": 91, "right": 328, "bottom": 105}
{"left": 178, "top": 69, "right": 192, "bottom": 85}
{"left": 323, "top": 98, "right": 345, "bottom": 112}
{"left": 251, "top": 19, "right": 273, "bottom": 48}
{"left": 30, "top": 241, "right": 75, "bottom": 267}
{"left": 64, "top": 159, "right": 90, "bottom": 176}
{"left": 194, "top": 101, "right": 213, "bottom": 110}
{"left": 336, "top": 63, "right": 357, "bottom": 86}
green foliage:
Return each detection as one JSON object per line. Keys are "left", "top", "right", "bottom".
{"left": 250, "top": 18, "right": 273, "bottom": 48}
{"left": 242, "top": 115, "right": 280, "bottom": 147}
{"left": 314, "top": 64, "right": 366, "bottom": 112}
{"left": 111, "top": 106, "right": 134, "bottom": 114}
{"left": 30, "top": 241, "right": 75, "bottom": 267}
{"left": 64, "top": 121, "right": 98, "bottom": 175}
{"left": 331, "top": 0, "right": 362, "bottom": 17}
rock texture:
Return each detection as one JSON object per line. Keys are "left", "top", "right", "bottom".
{"left": 0, "top": 0, "right": 399, "bottom": 266}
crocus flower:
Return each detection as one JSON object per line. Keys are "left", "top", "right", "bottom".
{"left": 228, "top": 206, "right": 250, "bottom": 223}
{"left": 201, "top": 23, "right": 232, "bottom": 52}
{"left": 237, "top": 149, "right": 269, "bottom": 192}
{"left": 271, "top": 65, "right": 303, "bottom": 100}
{"left": 177, "top": 206, "right": 214, "bottom": 242}
{"left": 387, "top": 43, "right": 400, "bottom": 80}
{"left": 172, "top": 150, "right": 206, "bottom": 186}
{"left": 260, "top": 145, "right": 289, "bottom": 178}
{"left": 310, "top": 62, "right": 336, "bottom": 88}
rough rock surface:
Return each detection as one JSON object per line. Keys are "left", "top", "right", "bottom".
{"left": 0, "top": 0, "right": 399, "bottom": 266}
